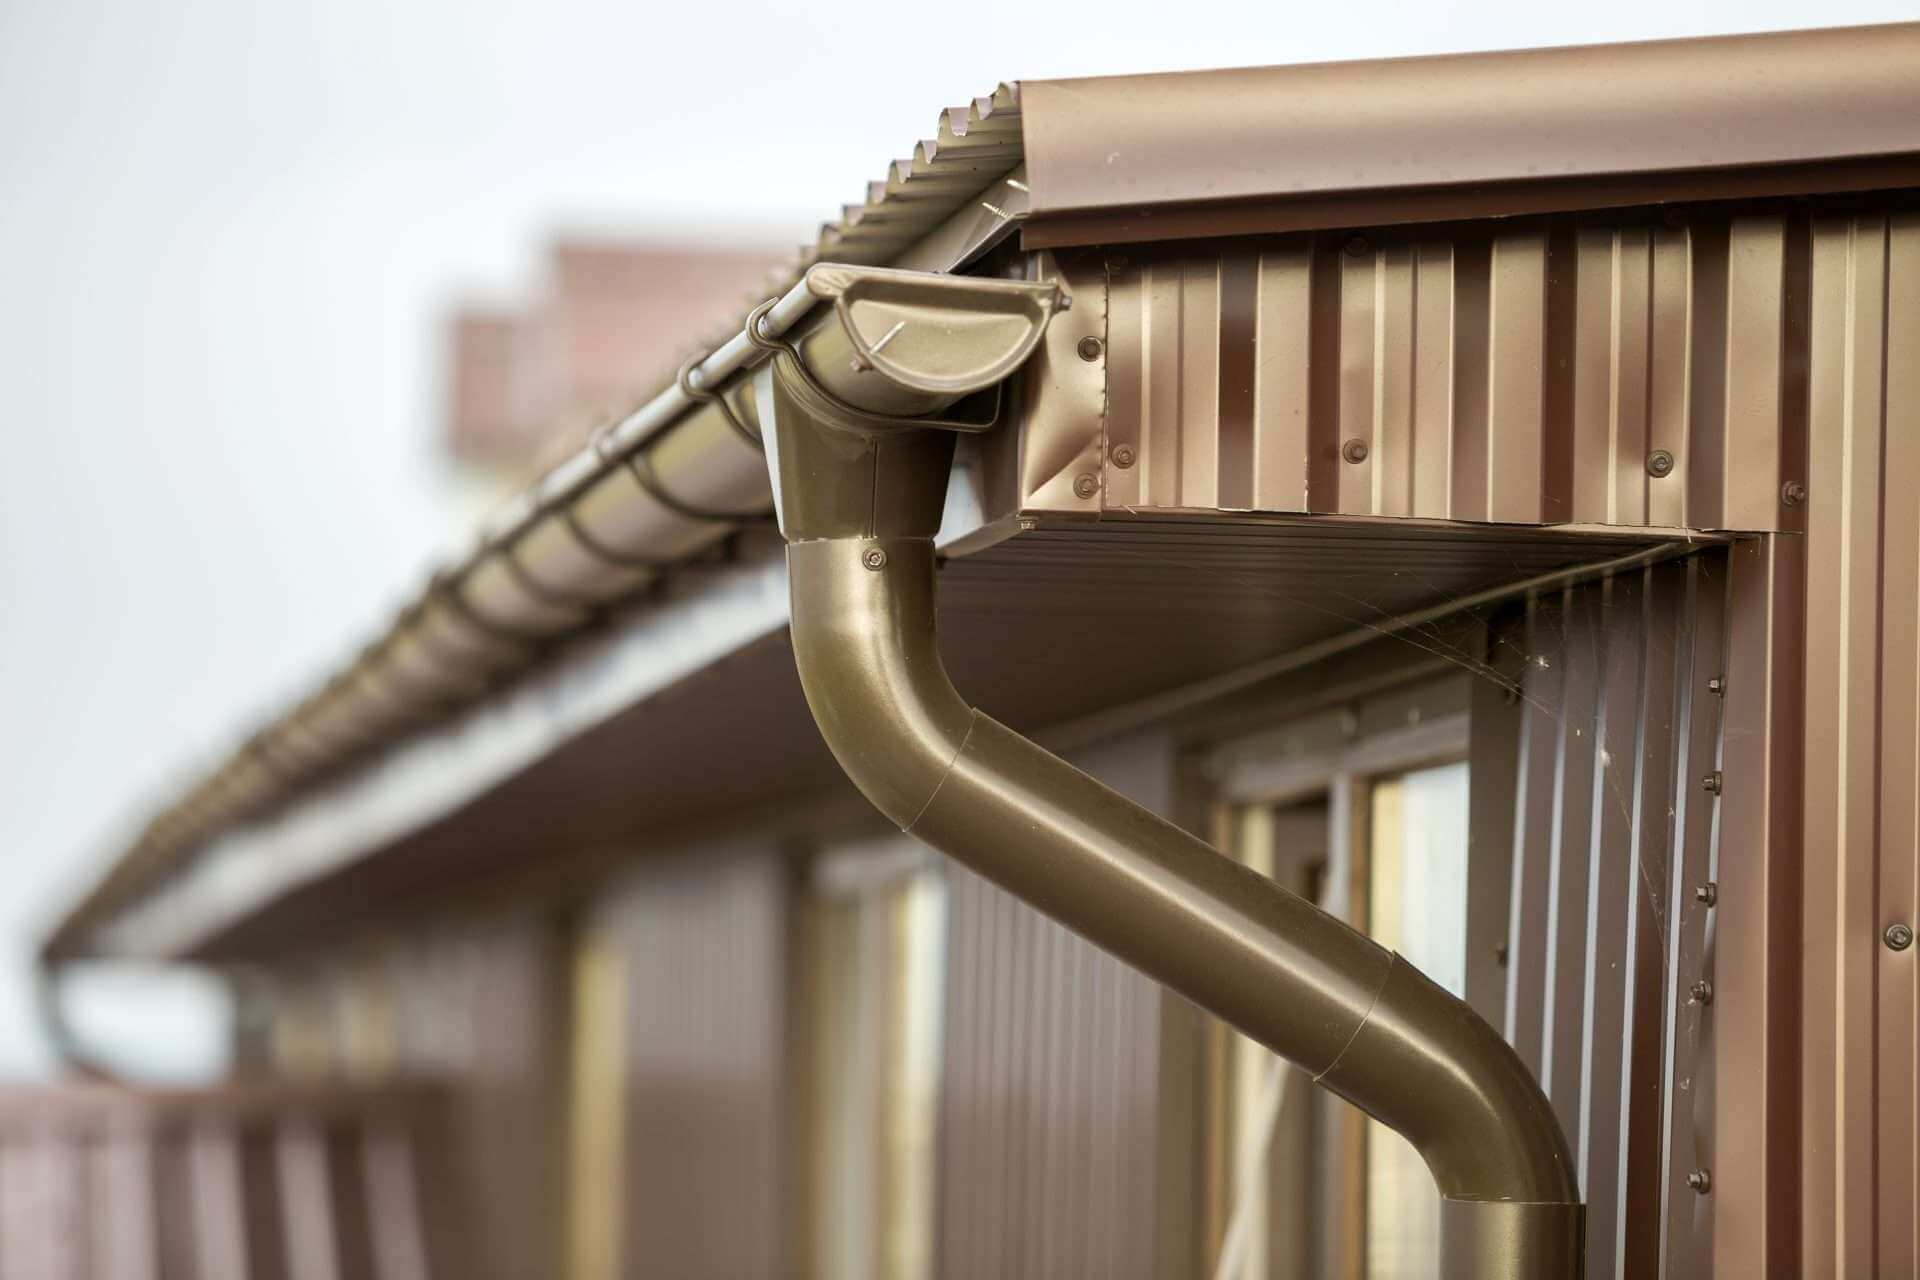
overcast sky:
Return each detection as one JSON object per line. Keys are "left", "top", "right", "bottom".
{"left": 1, "top": 0, "right": 1909, "bottom": 1079}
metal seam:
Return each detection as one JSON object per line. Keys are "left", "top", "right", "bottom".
{"left": 1312, "top": 950, "right": 1399, "bottom": 1085}
{"left": 902, "top": 707, "right": 983, "bottom": 833}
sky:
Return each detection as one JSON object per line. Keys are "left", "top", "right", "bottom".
{"left": 1, "top": 0, "right": 1911, "bottom": 1079}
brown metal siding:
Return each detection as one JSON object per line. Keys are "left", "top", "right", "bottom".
{"left": 1472, "top": 551, "right": 1729, "bottom": 1279}
{"left": 241, "top": 919, "right": 565, "bottom": 1280}
{"left": 1101, "top": 213, "right": 1812, "bottom": 532}
{"left": 934, "top": 738, "right": 1172, "bottom": 1279}
{"left": 935, "top": 864, "right": 1162, "bottom": 1280}
{"left": 1796, "top": 211, "right": 1920, "bottom": 1278}
{"left": 0, "top": 1085, "right": 463, "bottom": 1280}
{"left": 602, "top": 853, "right": 790, "bottom": 1279}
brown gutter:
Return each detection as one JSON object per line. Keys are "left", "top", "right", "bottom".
{"left": 760, "top": 268, "right": 1582, "bottom": 1276}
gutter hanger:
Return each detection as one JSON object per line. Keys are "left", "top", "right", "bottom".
{"left": 759, "top": 264, "right": 1585, "bottom": 1278}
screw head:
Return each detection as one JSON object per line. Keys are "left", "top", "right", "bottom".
{"left": 1342, "top": 438, "right": 1370, "bottom": 465}
{"left": 1073, "top": 473, "right": 1099, "bottom": 500}
{"left": 1344, "top": 234, "right": 1371, "bottom": 257}
{"left": 1702, "top": 771, "right": 1723, "bottom": 796}
{"left": 1647, "top": 449, "right": 1676, "bottom": 478}
{"left": 1695, "top": 882, "right": 1718, "bottom": 907}
{"left": 1687, "top": 1169, "right": 1712, "bottom": 1194}
{"left": 1887, "top": 923, "right": 1915, "bottom": 952}
{"left": 1708, "top": 676, "right": 1726, "bottom": 695}
{"left": 1077, "top": 336, "right": 1104, "bottom": 362}
{"left": 1782, "top": 481, "right": 1808, "bottom": 508}
{"left": 1690, "top": 979, "right": 1714, "bottom": 1005}
{"left": 861, "top": 547, "right": 888, "bottom": 571}
{"left": 1111, "top": 444, "right": 1137, "bottom": 469}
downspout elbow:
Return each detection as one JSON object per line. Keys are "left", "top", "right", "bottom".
{"left": 785, "top": 537, "right": 974, "bottom": 829}
{"left": 788, "top": 539, "right": 1581, "bottom": 1211}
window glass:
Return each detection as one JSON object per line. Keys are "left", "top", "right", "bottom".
{"left": 1364, "top": 761, "right": 1470, "bottom": 1280}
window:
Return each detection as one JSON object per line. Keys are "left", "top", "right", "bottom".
{"left": 1363, "top": 762, "right": 1470, "bottom": 1280}
{"left": 1200, "top": 679, "right": 1471, "bottom": 1280}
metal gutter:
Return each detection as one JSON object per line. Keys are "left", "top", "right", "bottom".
{"left": 1020, "top": 23, "right": 1920, "bottom": 247}
{"left": 758, "top": 272, "right": 1583, "bottom": 1276}
{"left": 47, "top": 89, "right": 1028, "bottom": 961}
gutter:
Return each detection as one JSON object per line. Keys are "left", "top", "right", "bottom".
{"left": 757, "top": 267, "right": 1585, "bottom": 1277}
{"left": 45, "top": 83, "right": 1029, "bottom": 960}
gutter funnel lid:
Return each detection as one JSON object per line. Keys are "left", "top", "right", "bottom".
{"left": 805, "top": 263, "right": 1062, "bottom": 399}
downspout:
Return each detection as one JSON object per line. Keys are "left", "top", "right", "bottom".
{"left": 759, "top": 265, "right": 1584, "bottom": 1278}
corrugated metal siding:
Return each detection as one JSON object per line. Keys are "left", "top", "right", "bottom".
{"left": 0, "top": 1084, "right": 464, "bottom": 1280}
{"left": 935, "top": 864, "right": 1162, "bottom": 1280}
{"left": 1102, "top": 213, "right": 1811, "bottom": 533}
{"left": 1796, "top": 211, "right": 1920, "bottom": 1278}
{"left": 934, "top": 738, "right": 1172, "bottom": 1279}
{"left": 241, "top": 919, "right": 565, "bottom": 1280}
{"left": 601, "top": 853, "right": 790, "bottom": 1280}
{"left": 1472, "top": 551, "right": 1729, "bottom": 1279}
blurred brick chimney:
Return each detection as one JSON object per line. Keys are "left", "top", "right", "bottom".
{"left": 444, "top": 239, "right": 787, "bottom": 478}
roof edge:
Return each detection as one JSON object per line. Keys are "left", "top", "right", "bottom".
{"left": 1021, "top": 24, "right": 1920, "bottom": 243}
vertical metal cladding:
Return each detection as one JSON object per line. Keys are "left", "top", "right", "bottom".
{"left": 604, "top": 853, "right": 790, "bottom": 1280}
{"left": 1471, "top": 550, "right": 1729, "bottom": 1280}
{"left": 0, "top": 1084, "right": 464, "bottom": 1280}
{"left": 1795, "top": 211, "right": 1920, "bottom": 1278}
{"left": 935, "top": 863, "right": 1162, "bottom": 1280}
{"left": 245, "top": 919, "right": 565, "bottom": 1280}
{"left": 1100, "top": 213, "right": 1809, "bottom": 533}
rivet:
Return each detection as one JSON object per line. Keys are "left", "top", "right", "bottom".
{"left": 1342, "top": 438, "right": 1370, "bottom": 465}
{"left": 861, "top": 547, "right": 888, "bottom": 571}
{"left": 1690, "top": 979, "right": 1714, "bottom": 1005}
{"left": 1344, "top": 234, "right": 1371, "bottom": 257}
{"left": 1687, "top": 1169, "right": 1712, "bottom": 1194}
{"left": 1708, "top": 676, "right": 1725, "bottom": 695}
{"left": 1695, "top": 882, "right": 1718, "bottom": 907}
{"left": 1782, "top": 480, "right": 1808, "bottom": 508}
{"left": 1702, "top": 771, "right": 1723, "bottom": 796}
{"left": 1646, "top": 449, "right": 1675, "bottom": 478}
{"left": 1077, "top": 336, "right": 1104, "bottom": 362}
{"left": 1112, "top": 444, "right": 1137, "bottom": 469}
{"left": 1073, "top": 473, "right": 1099, "bottom": 500}
{"left": 1887, "top": 923, "right": 1915, "bottom": 952}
